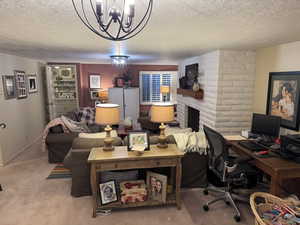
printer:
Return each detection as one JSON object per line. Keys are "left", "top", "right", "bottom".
{"left": 280, "top": 134, "right": 300, "bottom": 163}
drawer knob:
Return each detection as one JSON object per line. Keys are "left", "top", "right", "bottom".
{"left": 156, "top": 162, "right": 160, "bottom": 166}
{"left": 114, "top": 164, "right": 118, "bottom": 168}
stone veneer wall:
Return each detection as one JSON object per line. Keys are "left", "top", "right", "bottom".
{"left": 177, "top": 50, "right": 256, "bottom": 135}
{"left": 177, "top": 51, "right": 220, "bottom": 130}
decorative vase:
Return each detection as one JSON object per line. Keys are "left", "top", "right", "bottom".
{"left": 192, "top": 82, "right": 201, "bottom": 92}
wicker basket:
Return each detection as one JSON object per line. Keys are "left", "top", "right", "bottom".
{"left": 250, "top": 192, "right": 300, "bottom": 225}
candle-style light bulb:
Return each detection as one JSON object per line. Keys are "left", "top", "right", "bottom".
{"left": 125, "top": 0, "right": 135, "bottom": 17}
{"left": 96, "top": 0, "right": 103, "bottom": 16}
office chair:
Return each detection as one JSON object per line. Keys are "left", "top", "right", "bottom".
{"left": 202, "top": 125, "right": 257, "bottom": 222}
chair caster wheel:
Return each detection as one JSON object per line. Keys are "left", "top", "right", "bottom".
{"left": 234, "top": 215, "right": 241, "bottom": 222}
{"left": 225, "top": 201, "right": 230, "bottom": 205}
{"left": 203, "top": 205, "right": 209, "bottom": 211}
{"left": 203, "top": 190, "right": 208, "bottom": 195}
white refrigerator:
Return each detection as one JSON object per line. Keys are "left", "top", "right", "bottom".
{"left": 108, "top": 87, "right": 140, "bottom": 126}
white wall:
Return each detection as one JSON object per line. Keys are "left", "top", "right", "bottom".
{"left": 0, "top": 53, "right": 46, "bottom": 165}
{"left": 216, "top": 50, "right": 256, "bottom": 134}
{"left": 254, "top": 41, "right": 300, "bottom": 133}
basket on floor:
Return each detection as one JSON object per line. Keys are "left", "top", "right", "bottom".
{"left": 250, "top": 192, "right": 299, "bottom": 225}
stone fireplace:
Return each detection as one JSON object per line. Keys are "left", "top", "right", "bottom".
{"left": 177, "top": 50, "right": 256, "bottom": 135}
{"left": 187, "top": 106, "right": 200, "bottom": 132}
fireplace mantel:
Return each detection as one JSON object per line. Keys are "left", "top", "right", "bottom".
{"left": 177, "top": 88, "right": 204, "bottom": 100}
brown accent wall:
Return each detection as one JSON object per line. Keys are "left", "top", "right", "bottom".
{"left": 79, "top": 64, "right": 178, "bottom": 108}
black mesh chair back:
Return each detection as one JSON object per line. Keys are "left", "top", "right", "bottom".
{"left": 203, "top": 125, "right": 229, "bottom": 180}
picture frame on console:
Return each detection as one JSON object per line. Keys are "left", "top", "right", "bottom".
{"left": 127, "top": 131, "right": 150, "bottom": 151}
{"left": 99, "top": 180, "right": 118, "bottom": 205}
{"left": 266, "top": 71, "right": 300, "bottom": 130}
{"left": 146, "top": 171, "right": 167, "bottom": 203}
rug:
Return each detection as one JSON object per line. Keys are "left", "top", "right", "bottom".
{"left": 47, "top": 164, "right": 71, "bottom": 179}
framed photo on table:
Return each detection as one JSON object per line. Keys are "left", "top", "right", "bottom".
{"left": 99, "top": 180, "right": 118, "bottom": 205}
{"left": 14, "top": 70, "right": 27, "bottom": 99}
{"left": 146, "top": 171, "right": 167, "bottom": 203}
{"left": 27, "top": 74, "right": 38, "bottom": 93}
{"left": 89, "top": 74, "right": 101, "bottom": 89}
{"left": 266, "top": 71, "right": 300, "bottom": 130}
{"left": 2, "top": 75, "right": 16, "bottom": 99}
{"left": 127, "top": 131, "right": 150, "bottom": 151}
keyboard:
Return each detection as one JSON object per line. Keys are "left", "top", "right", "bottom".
{"left": 238, "top": 140, "right": 266, "bottom": 151}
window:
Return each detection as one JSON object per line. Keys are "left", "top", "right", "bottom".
{"left": 139, "top": 71, "right": 177, "bottom": 104}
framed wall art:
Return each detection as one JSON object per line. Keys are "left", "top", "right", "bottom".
{"left": 266, "top": 71, "right": 300, "bottom": 130}
{"left": 14, "top": 70, "right": 27, "bottom": 99}
{"left": 27, "top": 74, "right": 38, "bottom": 93}
{"left": 2, "top": 75, "right": 16, "bottom": 99}
{"left": 89, "top": 74, "right": 101, "bottom": 89}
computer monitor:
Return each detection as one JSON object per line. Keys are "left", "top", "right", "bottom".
{"left": 251, "top": 113, "right": 281, "bottom": 138}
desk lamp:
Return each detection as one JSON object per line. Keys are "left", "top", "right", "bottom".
{"left": 95, "top": 104, "right": 120, "bottom": 151}
{"left": 150, "top": 103, "right": 174, "bottom": 148}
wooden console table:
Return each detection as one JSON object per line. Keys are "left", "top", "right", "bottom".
{"left": 88, "top": 144, "right": 184, "bottom": 217}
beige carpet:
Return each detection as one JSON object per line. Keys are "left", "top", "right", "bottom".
{"left": 0, "top": 148, "right": 255, "bottom": 225}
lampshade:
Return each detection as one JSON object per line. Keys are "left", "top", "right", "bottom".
{"left": 95, "top": 104, "right": 120, "bottom": 125}
{"left": 150, "top": 103, "right": 174, "bottom": 123}
{"left": 160, "top": 85, "right": 170, "bottom": 94}
{"left": 98, "top": 90, "right": 108, "bottom": 101}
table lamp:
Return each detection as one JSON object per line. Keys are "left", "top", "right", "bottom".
{"left": 150, "top": 103, "right": 174, "bottom": 148}
{"left": 95, "top": 103, "right": 120, "bottom": 151}
{"left": 98, "top": 90, "right": 108, "bottom": 103}
{"left": 160, "top": 85, "right": 170, "bottom": 102}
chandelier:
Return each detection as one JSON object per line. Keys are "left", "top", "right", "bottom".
{"left": 110, "top": 55, "right": 129, "bottom": 65}
{"left": 71, "top": 0, "right": 153, "bottom": 41}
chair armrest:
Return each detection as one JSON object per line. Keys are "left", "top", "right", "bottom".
{"left": 72, "top": 137, "right": 123, "bottom": 149}
{"left": 46, "top": 133, "right": 78, "bottom": 145}
{"left": 63, "top": 148, "right": 91, "bottom": 169}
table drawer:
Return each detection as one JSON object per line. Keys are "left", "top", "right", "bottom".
{"left": 96, "top": 158, "right": 178, "bottom": 171}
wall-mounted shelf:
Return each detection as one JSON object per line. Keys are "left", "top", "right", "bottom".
{"left": 177, "top": 88, "right": 204, "bottom": 100}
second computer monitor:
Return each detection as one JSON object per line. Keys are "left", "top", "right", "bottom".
{"left": 251, "top": 113, "right": 281, "bottom": 138}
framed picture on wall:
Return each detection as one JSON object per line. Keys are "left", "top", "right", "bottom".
{"left": 14, "top": 70, "right": 27, "bottom": 99}
{"left": 89, "top": 74, "right": 101, "bottom": 89}
{"left": 266, "top": 71, "right": 300, "bottom": 130}
{"left": 27, "top": 74, "right": 38, "bottom": 93}
{"left": 2, "top": 75, "right": 16, "bottom": 99}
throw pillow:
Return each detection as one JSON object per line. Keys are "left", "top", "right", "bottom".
{"left": 77, "top": 107, "right": 95, "bottom": 125}
{"left": 61, "top": 115, "right": 90, "bottom": 133}
{"left": 78, "top": 130, "right": 118, "bottom": 139}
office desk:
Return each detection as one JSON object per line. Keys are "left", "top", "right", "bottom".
{"left": 229, "top": 140, "right": 300, "bottom": 196}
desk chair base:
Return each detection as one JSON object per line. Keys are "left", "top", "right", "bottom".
{"left": 203, "top": 187, "right": 248, "bottom": 222}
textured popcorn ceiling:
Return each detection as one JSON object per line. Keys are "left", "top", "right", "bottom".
{"left": 1, "top": 0, "right": 300, "bottom": 63}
